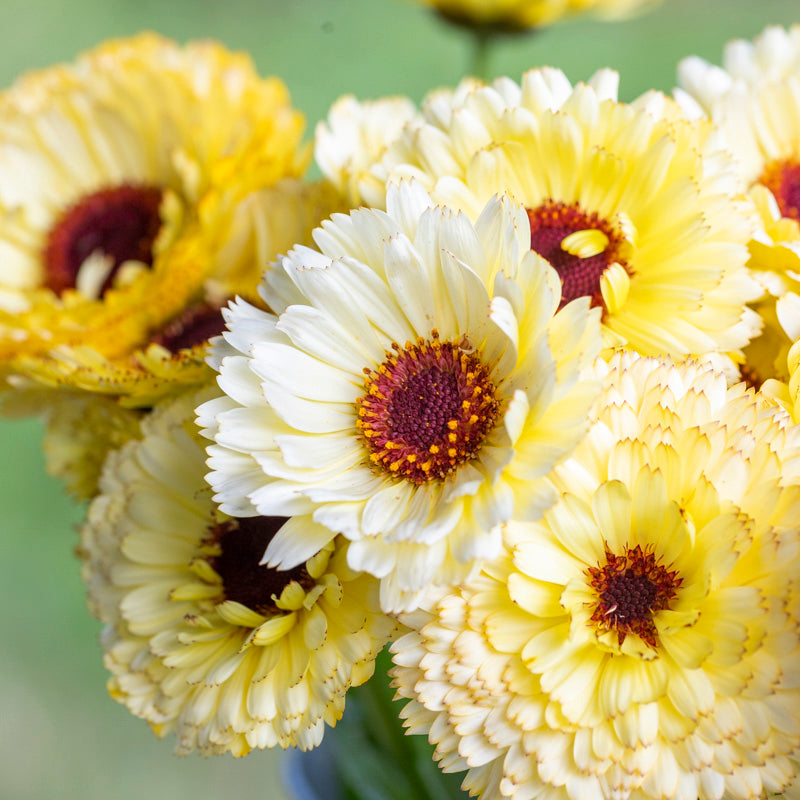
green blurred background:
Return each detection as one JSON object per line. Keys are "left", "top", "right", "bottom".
{"left": 0, "top": 1, "right": 797, "bottom": 798}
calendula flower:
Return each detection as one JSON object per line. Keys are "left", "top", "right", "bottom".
{"left": 392, "top": 353, "right": 800, "bottom": 799}
{"left": 392, "top": 353, "right": 800, "bottom": 800}
{"left": 316, "top": 68, "right": 761, "bottom": 369}
{"left": 418, "top": 0, "right": 661, "bottom": 33}
{"left": 315, "top": 95, "right": 418, "bottom": 208}
{"left": 0, "top": 33, "right": 307, "bottom": 402}
{"left": 677, "top": 26, "right": 800, "bottom": 385}
{"left": 199, "top": 183, "right": 602, "bottom": 612}
{"left": 8, "top": 177, "right": 342, "bottom": 408}
{"left": 81, "top": 388, "right": 395, "bottom": 756}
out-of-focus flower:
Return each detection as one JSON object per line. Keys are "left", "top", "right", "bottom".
{"left": 0, "top": 33, "right": 310, "bottom": 404}
{"left": 315, "top": 95, "right": 417, "bottom": 208}
{"left": 677, "top": 25, "right": 800, "bottom": 386}
{"left": 198, "top": 183, "right": 602, "bottom": 612}
{"left": 418, "top": 0, "right": 662, "bottom": 34}
{"left": 392, "top": 352, "right": 800, "bottom": 799}
{"left": 81, "top": 388, "right": 395, "bottom": 756}
{"left": 315, "top": 68, "right": 761, "bottom": 372}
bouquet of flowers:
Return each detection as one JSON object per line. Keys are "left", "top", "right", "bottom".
{"left": 2, "top": 2, "right": 799, "bottom": 798}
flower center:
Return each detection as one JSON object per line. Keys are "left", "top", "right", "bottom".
{"left": 527, "top": 200, "right": 628, "bottom": 309}
{"left": 587, "top": 544, "right": 681, "bottom": 648}
{"left": 356, "top": 331, "right": 500, "bottom": 484}
{"left": 209, "top": 516, "right": 314, "bottom": 616}
{"left": 44, "top": 184, "right": 163, "bottom": 297}
{"left": 759, "top": 158, "right": 800, "bottom": 222}
{"left": 151, "top": 302, "right": 226, "bottom": 353}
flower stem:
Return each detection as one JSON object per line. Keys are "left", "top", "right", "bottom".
{"left": 470, "top": 29, "right": 492, "bottom": 79}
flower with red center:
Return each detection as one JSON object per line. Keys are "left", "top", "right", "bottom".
{"left": 759, "top": 158, "right": 800, "bottom": 222}
{"left": 81, "top": 388, "right": 395, "bottom": 756}
{"left": 391, "top": 353, "right": 800, "bottom": 799}
{"left": 526, "top": 200, "right": 632, "bottom": 309}
{"left": 199, "top": 183, "right": 602, "bottom": 612}
{"left": 677, "top": 25, "right": 800, "bottom": 384}
{"left": 0, "top": 33, "right": 312, "bottom": 402}
{"left": 317, "top": 67, "right": 761, "bottom": 367}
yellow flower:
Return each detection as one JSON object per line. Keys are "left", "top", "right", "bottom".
{"left": 7, "top": 178, "right": 342, "bottom": 407}
{"left": 0, "top": 33, "right": 309, "bottom": 403}
{"left": 677, "top": 26, "right": 800, "bottom": 385}
{"left": 316, "top": 69, "right": 762, "bottom": 370}
{"left": 81, "top": 388, "right": 396, "bottom": 756}
{"left": 392, "top": 353, "right": 800, "bottom": 799}
{"left": 199, "top": 184, "right": 602, "bottom": 613}
{"left": 418, "top": 0, "right": 661, "bottom": 33}
{"left": 315, "top": 95, "right": 417, "bottom": 208}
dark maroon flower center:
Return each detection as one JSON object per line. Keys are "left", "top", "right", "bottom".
{"left": 356, "top": 331, "right": 499, "bottom": 484}
{"left": 44, "top": 184, "right": 163, "bottom": 296}
{"left": 209, "top": 516, "right": 314, "bottom": 616}
{"left": 527, "top": 200, "right": 628, "bottom": 310}
{"left": 151, "top": 302, "right": 227, "bottom": 353}
{"left": 587, "top": 543, "right": 681, "bottom": 648}
{"left": 760, "top": 158, "right": 800, "bottom": 222}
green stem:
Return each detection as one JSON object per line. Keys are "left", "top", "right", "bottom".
{"left": 470, "top": 29, "right": 493, "bottom": 79}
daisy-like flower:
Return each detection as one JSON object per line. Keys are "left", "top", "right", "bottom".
{"left": 316, "top": 68, "right": 761, "bottom": 368}
{"left": 81, "top": 388, "right": 395, "bottom": 756}
{"left": 417, "top": 0, "right": 661, "bottom": 33}
{"left": 676, "top": 26, "right": 800, "bottom": 384}
{"left": 0, "top": 33, "right": 307, "bottom": 398}
{"left": 199, "top": 183, "right": 602, "bottom": 612}
{"left": 392, "top": 353, "right": 800, "bottom": 800}
{"left": 315, "top": 95, "right": 418, "bottom": 208}
{"left": 6, "top": 177, "right": 342, "bottom": 409}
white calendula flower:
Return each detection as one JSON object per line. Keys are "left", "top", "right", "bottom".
{"left": 392, "top": 352, "right": 800, "bottom": 800}
{"left": 81, "top": 388, "right": 395, "bottom": 756}
{"left": 199, "top": 182, "right": 602, "bottom": 612}
{"left": 317, "top": 68, "right": 761, "bottom": 367}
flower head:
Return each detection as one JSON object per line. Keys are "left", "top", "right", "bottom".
{"left": 81, "top": 388, "right": 395, "bottom": 756}
{"left": 417, "top": 0, "right": 661, "bottom": 33}
{"left": 677, "top": 26, "right": 800, "bottom": 385}
{"left": 0, "top": 33, "right": 310, "bottom": 404}
{"left": 199, "top": 183, "right": 602, "bottom": 612}
{"left": 392, "top": 353, "right": 800, "bottom": 799}
{"left": 316, "top": 68, "right": 761, "bottom": 368}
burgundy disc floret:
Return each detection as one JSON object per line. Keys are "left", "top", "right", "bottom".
{"left": 151, "top": 302, "right": 226, "bottom": 353}
{"left": 44, "top": 183, "right": 163, "bottom": 296}
{"left": 587, "top": 543, "right": 682, "bottom": 648}
{"left": 760, "top": 158, "right": 800, "bottom": 222}
{"left": 527, "top": 199, "right": 629, "bottom": 309}
{"left": 355, "top": 330, "right": 500, "bottom": 484}
{"left": 208, "top": 516, "right": 315, "bottom": 616}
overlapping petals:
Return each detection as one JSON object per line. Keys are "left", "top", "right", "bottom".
{"left": 199, "top": 183, "right": 602, "bottom": 612}
{"left": 392, "top": 353, "right": 800, "bottom": 799}
{"left": 0, "top": 33, "right": 310, "bottom": 405}
{"left": 677, "top": 25, "right": 800, "bottom": 386}
{"left": 81, "top": 389, "right": 395, "bottom": 756}
{"left": 316, "top": 68, "right": 761, "bottom": 369}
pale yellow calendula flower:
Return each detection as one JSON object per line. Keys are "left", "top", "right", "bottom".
{"left": 392, "top": 353, "right": 800, "bottom": 800}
